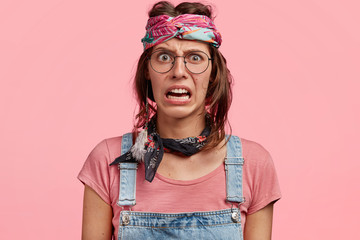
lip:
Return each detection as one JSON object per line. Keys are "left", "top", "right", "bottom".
{"left": 164, "top": 85, "right": 192, "bottom": 105}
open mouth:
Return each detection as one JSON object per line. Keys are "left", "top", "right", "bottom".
{"left": 166, "top": 88, "right": 191, "bottom": 100}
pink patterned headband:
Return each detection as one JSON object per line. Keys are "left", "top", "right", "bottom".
{"left": 141, "top": 14, "right": 222, "bottom": 51}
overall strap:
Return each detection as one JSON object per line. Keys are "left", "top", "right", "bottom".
{"left": 117, "top": 133, "right": 138, "bottom": 206}
{"left": 225, "top": 135, "right": 245, "bottom": 203}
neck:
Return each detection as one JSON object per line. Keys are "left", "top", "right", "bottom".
{"left": 155, "top": 112, "right": 206, "bottom": 139}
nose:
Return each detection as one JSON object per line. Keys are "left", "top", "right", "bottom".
{"left": 171, "top": 56, "right": 188, "bottom": 79}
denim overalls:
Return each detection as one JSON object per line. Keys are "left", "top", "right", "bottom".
{"left": 116, "top": 133, "right": 245, "bottom": 240}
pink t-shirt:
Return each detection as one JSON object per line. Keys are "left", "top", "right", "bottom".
{"left": 78, "top": 136, "right": 281, "bottom": 238}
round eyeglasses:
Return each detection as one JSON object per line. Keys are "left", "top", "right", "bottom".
{"left": 148, "top": 50, "right": 212, "bottom": 74}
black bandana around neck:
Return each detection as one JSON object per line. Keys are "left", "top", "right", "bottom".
{"left": 110, "top": 116, "right": 211, "bottom": 182}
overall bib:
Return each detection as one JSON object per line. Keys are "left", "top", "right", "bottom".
{"left": 116, "top": 133, "right": 245, "bottom": 240}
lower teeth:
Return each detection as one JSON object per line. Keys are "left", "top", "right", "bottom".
{"left": 168, "top": 95, "right": 189, "bottom": 100}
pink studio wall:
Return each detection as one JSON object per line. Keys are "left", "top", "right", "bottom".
{"left": 0, "top": 0, "right": 359, "bottom": 239}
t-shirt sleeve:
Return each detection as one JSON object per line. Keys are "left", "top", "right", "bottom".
{"left": 244, "top": 140, "right": 281, "bottom": 215}
{"left": 78, "top": 139, "right": 112, "bottom": 205}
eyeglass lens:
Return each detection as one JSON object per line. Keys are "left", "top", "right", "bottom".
{"left": 149, "top": 50, "right": 210, "bottom": 74}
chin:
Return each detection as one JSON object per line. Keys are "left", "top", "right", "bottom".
{"left": 157, "top": 105, "right": 205, "bottom": 120}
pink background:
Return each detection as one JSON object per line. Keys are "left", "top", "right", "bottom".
{"left": 1, "top": 0, "right": 359, "bottom": 239}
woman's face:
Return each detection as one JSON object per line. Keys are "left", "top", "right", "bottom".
{"left": 147, "top": 38, "right": 212, "bottom": 121}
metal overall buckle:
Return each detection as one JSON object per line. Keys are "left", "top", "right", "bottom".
{"left": 121, "top": 206, "right": 132, "bottom": 226}
{"left": 229, "top": 197, "right": 246, "bottom": 223}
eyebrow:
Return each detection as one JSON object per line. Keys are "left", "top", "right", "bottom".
{"left": 153, "top": 47, "right": 208, "bottom": 55}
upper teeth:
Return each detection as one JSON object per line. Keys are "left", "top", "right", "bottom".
{"left": 170, "top": 88, "right": 188, "bottom": 94}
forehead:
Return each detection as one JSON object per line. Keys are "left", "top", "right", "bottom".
{"left": 152, "top": 38, "right": 210, "bottom": 55}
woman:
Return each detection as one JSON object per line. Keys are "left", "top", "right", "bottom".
{"left": 78, "top": 1, "right": 281, "bottom": 239}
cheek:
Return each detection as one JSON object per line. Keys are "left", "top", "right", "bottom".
{"left": 150, "top": 79, "right": 159, "bottom": 96}
{"left": 196, "top": 76, "right": 211, "bottom": 94}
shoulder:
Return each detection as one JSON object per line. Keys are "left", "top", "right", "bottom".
{"left": 77, "top": 135, "right": 125, "bottom": 204}
{"left": 82, "top": 135, "right": 125, "bottom": 168}
{"left": 102, "top": 136, "right": 123, "bottom": 161}
{"left": 226, "top": 136, "right": 273, "bottom": 165}
{"left": 240, "top": 137, "right": 272, "bottom": 164}
{"left": 233, "top": 136, "right": 278, "bottom": 181}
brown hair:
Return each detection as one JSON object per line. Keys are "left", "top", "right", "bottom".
{"left": 133, "top": 1, "right": 233, "bottom": 150}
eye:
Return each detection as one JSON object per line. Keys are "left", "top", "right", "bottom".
{"left": 154, "top": 51, "right": 173, "bottom": 63}
{"left": 187, "top": 52, "right": 205, "bottom": 64}
{"left": 159, "top": 54, "right": 171, "bottom": 62}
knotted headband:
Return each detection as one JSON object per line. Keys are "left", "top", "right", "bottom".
{"left": 141, "top": 14, "right": 222, "bottom": 50}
